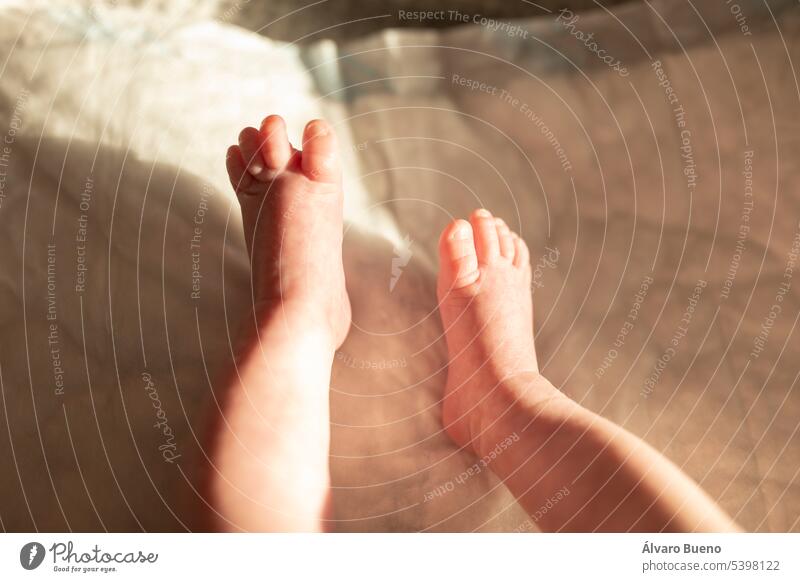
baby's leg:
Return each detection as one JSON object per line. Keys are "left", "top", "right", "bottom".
{"left": 201, "top": 116, "right": 350, "bottom": 531}
{"left": 436, "top": 209, "right": 738, "bottom": 532}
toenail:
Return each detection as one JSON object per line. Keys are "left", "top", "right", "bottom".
{"left": 475, "top": 208, "right": 492, "bottom": 218}
{"left": 308, "top": 120, "right": 329, "bottom": 137}
{"left": 451, "top": 223, "right": 472, "bottom": 240}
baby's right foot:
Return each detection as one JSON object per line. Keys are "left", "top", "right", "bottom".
{"left": 436, "top": 209, "right": 565, "bottom": 454}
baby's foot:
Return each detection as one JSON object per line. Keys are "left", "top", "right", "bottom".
{"left": 437, "top": 209, "right": 562, "bottom": 453}
{"left": 226, "top": 115, "right": 351, "bottom": 348}
{"left": 208, "top": 116, "right": 348, "bottom": 530}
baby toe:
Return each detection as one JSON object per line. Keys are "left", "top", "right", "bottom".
{"left": 512, "top": 233, "right": 530, "bottom": 270}
{"left": 470, "top": 209, "right": 500, "bottom": 264}
{"left": 496, "top": 218, "right": 515, "bottom": 260}
{"left": 301, "top": 119, "right": 341, "bottom": 183}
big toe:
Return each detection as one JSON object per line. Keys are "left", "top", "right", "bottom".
{"left": 301, "top": 119, "right": 341, "bottom": 183}
{"left": 438, "top": 219, "right": 480, "bottom": 295}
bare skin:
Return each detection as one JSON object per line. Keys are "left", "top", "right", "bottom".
{"left": 436, "top": 210, "right": 740, "bottom": 532}
{"left": 206, "top": 114, "right": 738, "bottom": 532}
{"left": 203, "top": 115, "right": 350, "bottom": 531}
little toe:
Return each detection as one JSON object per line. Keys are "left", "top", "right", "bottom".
{"left": 259, "top": 114, "right": 294, "bottom": 171}
{"left": 512, "top": 233, "right": 530, "bottom": 269}
{"left": 470, "top": 209, "right": 500, "bottom": 264}
{"left": 301, "top": 119, "right": 340, "bottom": 183}
{"left": 226, "top": 145, "right": 261, "bottom": 196}
{"left": 496, "top": 218, "right": 515, "bottom": 259}
{"left": 238, "top": 127, "right": 266, "bottom": 178}
{"left": 438, "top": 219, "right": 480, "bottom": 292}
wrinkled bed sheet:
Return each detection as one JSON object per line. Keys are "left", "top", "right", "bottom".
{"left": 0, "top": 0, "right": 798, "bottom": 531}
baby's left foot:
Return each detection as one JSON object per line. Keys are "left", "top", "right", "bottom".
{"left": 207, "top": 116, "right": 349, "bottom": 531}
{"left": 226, "top": 115, "right": 351, "bottom": 349}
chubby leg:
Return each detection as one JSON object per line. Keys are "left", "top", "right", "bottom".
{"left": 436, "top": 209, "right": 739, "bottom": 532}
{"left": 202, "top": 116, "right": 350, "bottom": 531}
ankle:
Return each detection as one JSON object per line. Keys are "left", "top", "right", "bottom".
{"left": 471, "top": 371, "right": 575, "bottom": 459}
{"left": 240, "top": 297, "right": 337, "bottom": 346}
{"left": 235, "top": 309, "right": 337, "bottom": 385}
